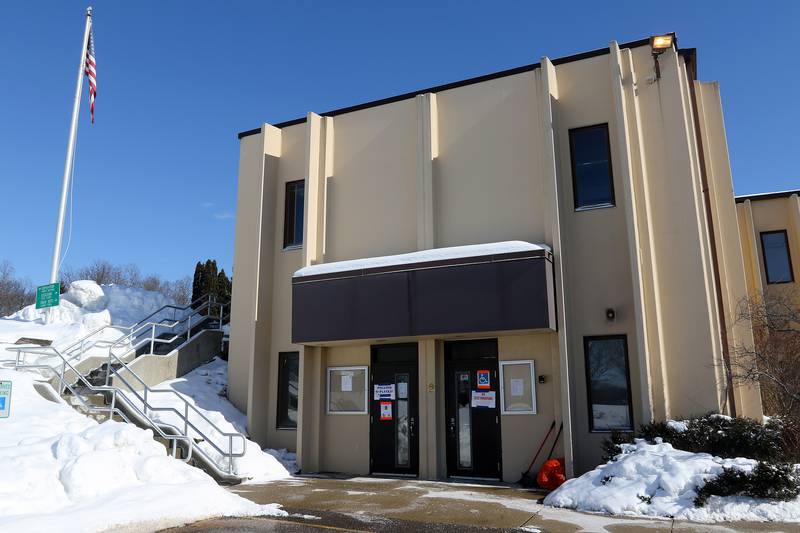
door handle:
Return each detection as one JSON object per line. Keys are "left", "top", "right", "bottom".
{"left": 409, "top": 416, "right": 416, "bottom": 437}
{"left": 448, "top": 417, "right": 455, "bottom": 437}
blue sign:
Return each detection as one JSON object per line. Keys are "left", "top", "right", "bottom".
{"left": 477, "top": 370, "right": 491, "bottom": 390}
{"left": 0, "top": 381, "right": 10, "bottom": 418}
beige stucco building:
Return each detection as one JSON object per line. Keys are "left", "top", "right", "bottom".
{"left": 227, "top": 34, "right": 764, "bottom": 480}
{"left": 736, "top": 190, "right": 799, "bottom": 300}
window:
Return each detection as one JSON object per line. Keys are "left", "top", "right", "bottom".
{"left": 584, "top": 336, "right": 633, "bottom": 432}
{"left": 761, "top": 230, "right": 794, "bottom": 284}
{"left": 277, "top": 352, "right": 299, "bottom": 429}
{"left": 327, "top": 366, "right": 368, "bottom": 414}
{"left": 569, "top": 124, "right": 615, "bottom": 210}
{"left": 283, "top": 180, "right": 305, "bottom": 248}
{"left": 500, "top": 360, "right": 537, "bottom": 414}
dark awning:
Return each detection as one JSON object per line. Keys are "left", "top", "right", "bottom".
{"left": 291, "top": 242, "right": 556, "bottom": 344}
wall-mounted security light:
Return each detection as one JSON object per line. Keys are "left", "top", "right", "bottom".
{"left": 650, "top": 34, "right": 674, "bottom": 80}
{"left": 605, "top": 308, "right": 616, "bottom": 321}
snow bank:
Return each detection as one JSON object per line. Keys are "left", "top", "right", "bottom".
{"left": 544, "top": 439, "right": 800, "bottom": 523}
{"left": 294, "top": 241, "right": 548, "bottom": 278}
{"left": 7, "top": 280, "right": 172, "bottom": 328}
{"left": 128, "top": 358, "right": 293, "bottom": 482}
{"left": 0, "top": 280, "right": 174, "bottom": 366}
{"left": 0, "top": 368, "right": 283, "bottom": 533}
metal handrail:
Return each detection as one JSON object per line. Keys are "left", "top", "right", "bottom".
{"left": 8, "top": 345, "right": 194, "bottom": 463}
{"left": 107, "top": 294, "right": 226, "bottom": 359}
{"left": 9, "top": 344, "right": 244, "bottom": 477}
{"left": 55, "top": 293, "right": 224, "bottom": 363}
{"left": 6, "top": 293, "right": 239, "bottom": 477}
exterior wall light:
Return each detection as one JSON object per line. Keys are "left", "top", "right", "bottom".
{"left": 650, "top": 34, "right": 674, "bottom": 80}
{"left": 605, "top": 308, "right": 616, "bottom": 321}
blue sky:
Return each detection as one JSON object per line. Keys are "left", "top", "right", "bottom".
{"left": 1, "top": 1, "right": 797, "bottom": 285}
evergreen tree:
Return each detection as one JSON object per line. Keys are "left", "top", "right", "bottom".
{"left": 204, "top": 259, "right": 218, "bottom": 300}
{"left": 191, "top": 261, "right": 204, "bottom": 307}
{"left": 216, "top": 269, "right": 232, "bottom": 303}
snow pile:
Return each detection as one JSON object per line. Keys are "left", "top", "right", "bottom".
{"left": 0, "top": 280, "right": 174, "bottom": 366}
{"left": 7, "top": 280, "right": 172, "bottom": 328}
{"left": 127, "top": 358, "right": 294, "bottom": 482}
{"left": 0, "top": 368, "right": 283, "bottom": 533}
{"left": 544, "top": 439, "right": 800, "bottom": 523}
{"left": 294, "top": 241, "right": 549, "bottom": 277}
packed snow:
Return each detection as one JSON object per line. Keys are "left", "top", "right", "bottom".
{"left": 0, "top": 368, "right": 284, "bottom": 533}
{"left": 293, "top": 241, "right": 549, "bottom": 277}
{"left": 544, "top": 439, "right": 800, "bottom": 523}
{"left": 127, "top": 357, "right": 295, "bottom": 482}
{"left": 0, "top": 280, "right": 175, "bottom": 367}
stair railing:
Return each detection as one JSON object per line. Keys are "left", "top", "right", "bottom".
{"left": 7, "top": 293, "right": 239, "bottom": 477}
{"left": 7, "top": 345, "right": 195, "bottom": 463}
{"left": 8, "top": 343, "right": 245, "bottom": 477}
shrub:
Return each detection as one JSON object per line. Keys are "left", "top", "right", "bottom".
{"left": 603, "top": 413, "right": 797, "bottom": 463}
{"left": 695, "top": 462, "right": 800, "bottom": 506}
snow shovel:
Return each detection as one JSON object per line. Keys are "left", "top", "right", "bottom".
{"left": 518, "top": 419, "right": 555, "bottom": 487}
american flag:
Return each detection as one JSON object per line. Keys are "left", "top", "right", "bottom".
{"left": 84, "top": 26, "right": 96, "bottom": 123}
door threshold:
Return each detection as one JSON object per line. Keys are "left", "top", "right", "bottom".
{"left": 448, "top": 475, "right": 502, "bottom": 481}
{"left": 370, "top": 472, "right": 418, "bottom": 478}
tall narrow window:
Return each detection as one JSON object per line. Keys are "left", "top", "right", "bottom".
{"left": 761, "top": 230, "right": 794, "bottom": 284}
{"left": 570, "top": 124, "right": 615, "bottom": 210}
{"left": 283, "top": 180, "right": 305, "bottom": 248}
{"left": 584, "top": 336, "right": 633, "bottom": 432}
{"left": 277, "top": 352, "right": 299, "bottom": 429}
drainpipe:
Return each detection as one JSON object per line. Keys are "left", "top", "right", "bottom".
{"left": 684, "top": 52, "right": 737, "bottom": 417}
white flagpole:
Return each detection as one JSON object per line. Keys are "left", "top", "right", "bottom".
{"left": 49, "top": 6, "right": 93, "bottom": 285}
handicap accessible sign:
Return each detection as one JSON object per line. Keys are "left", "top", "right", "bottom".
{"left": 0, "top": 381, "right": 11, "bottom": 418}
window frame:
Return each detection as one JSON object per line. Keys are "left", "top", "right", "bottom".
{"left": 583, "top": 335, "right": 634, "bottom": 433}
{"left": 760, "top": 230, "right": 795, "bottom": 285}
{"left": 283, "top": 179, "right": 305, "bottom": 249}
{"left": 326, "top": 365, "right": 369, "bottom": 415}
{"left": 499, "top": 360, "right": 537, "bottom": 415}
{"left": 569, "top": 123, "right": 616, "bottom": 211}
{"left": 276, "top": 351, "right": 299, "bottom": 430}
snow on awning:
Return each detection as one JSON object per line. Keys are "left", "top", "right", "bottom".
{"left": 293, "top": 241, "right": 550, "bottom": 279}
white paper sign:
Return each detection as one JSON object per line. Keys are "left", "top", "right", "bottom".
{"left": 471, "top": 390, "right": 496, "bottom": 408}
{"left": 510, "top": 378, "right": 524, "bottom": 397}
{"left": 374, "top": 384, "right": 396, "bottom": 400}
{"left": 397, "top": 382, "right": 408, "bottom": 399}
{"left": 341, "top": 372, "right": 353, "bottom": 392}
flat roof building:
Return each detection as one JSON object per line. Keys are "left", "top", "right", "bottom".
{"left": 228, "top": 34, "right": 763, "bottom": 479}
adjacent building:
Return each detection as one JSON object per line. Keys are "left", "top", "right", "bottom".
{"left": 227, "top": 34, "right": 764, "bottom": 480}
{"left": 736, "top": 190, "right": 799, "bottom": 299}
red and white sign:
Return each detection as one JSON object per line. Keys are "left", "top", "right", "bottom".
{"left": 380, "top": 401, "right": 392, "bottom": 420}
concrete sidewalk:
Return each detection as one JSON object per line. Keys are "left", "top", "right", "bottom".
{"left": 215, "top": 476, "right": 790, "bottom": 533}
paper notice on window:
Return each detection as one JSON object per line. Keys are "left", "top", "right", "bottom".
{"left": 341, "top": 372, "right": 353, "bottom": 392}
{"left": 471, "top": 391, "right": 496, "bottom": 408}
{"left": 510, "top": 378, "right": 525, "bottom": 397}
{"left": 374, "top": 384, "right": 395, "bottom": 400}
{"left": 397, "top": 382, "right": 408, "bottom": 399}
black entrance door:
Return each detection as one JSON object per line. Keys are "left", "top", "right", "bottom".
{"left": 444, "top": 339, "right": 502, "bottom": 479}
{"left": 370, "top": 343, "right": 419, "bottom": 476}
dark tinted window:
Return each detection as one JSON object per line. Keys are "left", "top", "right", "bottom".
{"left": 283, "top": 180, "right": 305, "bottom": 248}
{"left": 570, "top": 124, "right": 615, "bottom": 209}
{"left": 584, "top": 336, "right": 633, "bottom": 431}
{"left": 761, "top": 231, "right": 794, "bottom": 284}
{"left": 277, "top": 352, "right": 299, "bottom": 429}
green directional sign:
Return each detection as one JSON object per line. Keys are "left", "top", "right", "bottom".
{"left": 35, "top": 283, "right": 61, "bottom": 309}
